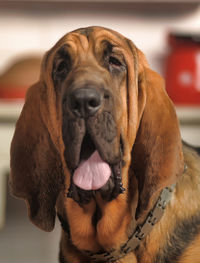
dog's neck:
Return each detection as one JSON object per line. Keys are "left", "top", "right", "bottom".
{"left": 57, "top": 184, "right": 176, "bottom": 262}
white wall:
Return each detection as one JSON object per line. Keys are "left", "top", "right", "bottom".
{"left": 0, "top": 2, "right": 200, "bottom": 75}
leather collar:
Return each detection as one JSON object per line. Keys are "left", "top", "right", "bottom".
{"left": 58, "top": 184, "right": 176, "bottom": 262}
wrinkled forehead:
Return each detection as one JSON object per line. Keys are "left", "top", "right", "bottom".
{"left": 57, "top": 26, "right": 128, "bottom": 50}
{"left": 72, "top": 26, "right": 128, "bottom": 45}
{"left": 44, "top": 27, "right": 132, "bottom": 69}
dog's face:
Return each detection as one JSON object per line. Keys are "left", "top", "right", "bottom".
{"left": 10, "top": 26, "right": 184, "bottom": 232}
{"left": 46, "top": 27, "right": 140, "bottom": 202}
{"left": 54, "top": 32, "right": 125, "bottom": 168}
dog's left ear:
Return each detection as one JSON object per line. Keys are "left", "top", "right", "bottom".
{"left": 10, "top": 82, "right": 64, "bottom": 232}
{"left": 132, "top": 57, "right": 184, "bottom": 219}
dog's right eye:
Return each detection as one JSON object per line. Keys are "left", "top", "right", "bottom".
{"left": 57, "top": 61, "right": 68, "bottom": 73}
{"left": 53, "top": 57, "right": 71, "bottom": 81}
{"left": 56, "top": 60, "right": 70, "bottom": 76}
{"left": 53, "top": 47, "right": 72, "bottom": 82}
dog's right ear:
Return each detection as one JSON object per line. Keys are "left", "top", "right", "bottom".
{"left": 10, "top": 82, "right": 64, "bottom": 232}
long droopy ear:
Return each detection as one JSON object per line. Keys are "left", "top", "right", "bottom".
{"left": 132, "top": 63, "right": 184, "bottom": 219}
{"left": 10, "top": 82, "right": 63, "bottom": 231}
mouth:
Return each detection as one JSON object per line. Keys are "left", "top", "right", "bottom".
{"left": 63, "top": 113, "right": 125, "bottom": 202}
{"left": 73, "top": 132, "right": 113, "bottom": 191}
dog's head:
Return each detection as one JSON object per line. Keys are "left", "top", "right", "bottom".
{"left": 10, "top": 26, "right": 184, "bottom": 231}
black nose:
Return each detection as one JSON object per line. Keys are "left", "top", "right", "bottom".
{"left": 69, "top": 88, "right": 102, "bottom": 118}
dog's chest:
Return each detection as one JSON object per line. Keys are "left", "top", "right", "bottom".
{"left": 65, "top": 196, "right": 130, "bottom": 252}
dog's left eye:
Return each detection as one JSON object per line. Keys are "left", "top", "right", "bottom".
{"left": 109, "top": 56, "right": 122, "bottom": 67}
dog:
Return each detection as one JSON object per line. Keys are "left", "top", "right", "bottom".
{"left": 10, "top": 26, "right": 200, "bottom": 263}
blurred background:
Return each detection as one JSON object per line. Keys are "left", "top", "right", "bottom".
{"left": 0, "top": 1, "right": 200, "bottom": 262}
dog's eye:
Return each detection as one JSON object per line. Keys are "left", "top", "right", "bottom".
{"left": 109, "top": 56, "right": 122, "bottom": 67}
{"left": 53, "top": 59, "right": 70, "bottom": 81}
{"left": 57, "top": 61, "right": 68, "bottom": 73}
{"left": 53, "top": 48, "right": 71, "bottom": 83}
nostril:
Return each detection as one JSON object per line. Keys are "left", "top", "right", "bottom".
{"left": 70, "top": 97, "right": 79, "bottom": 110}
{"left": 73, "top": 101, "right": 81, "bottom": 110}
{"left": 88, "top": 98, "right": 100, "bottom": 108}
{"left": 104, "top": 92, "right": 110, "bottom": 99}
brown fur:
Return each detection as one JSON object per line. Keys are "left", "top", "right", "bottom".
{"left": 10, "top": 27, "right": 200, "bottom": 262}
{"left": 136, "top": 145, "right": 200, "bottom": 263}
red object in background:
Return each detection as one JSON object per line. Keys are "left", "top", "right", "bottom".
{"left": 0, "top": 57, "right": 41, "bottom": 100}
{"left": 165, "top": 33, "right": 200, "bottom": 105}
{"left": 0, "top": 85, "right": 27, "bottom": 99}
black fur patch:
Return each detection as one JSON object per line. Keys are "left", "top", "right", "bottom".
{"left": 153, "top": 213, "right": 200, "bottom": 263}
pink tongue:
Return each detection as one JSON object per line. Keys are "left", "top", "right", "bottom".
{"left": 73, "top": 150, "right": 111, "bottom": 190}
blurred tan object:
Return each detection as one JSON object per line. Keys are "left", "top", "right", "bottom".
{"left": 0, "top": 57, "right": 41, "bottom": 99}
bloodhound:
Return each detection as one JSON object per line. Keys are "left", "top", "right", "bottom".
{"left": 10, "top": 27, "right": 200, "bottom": 263}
